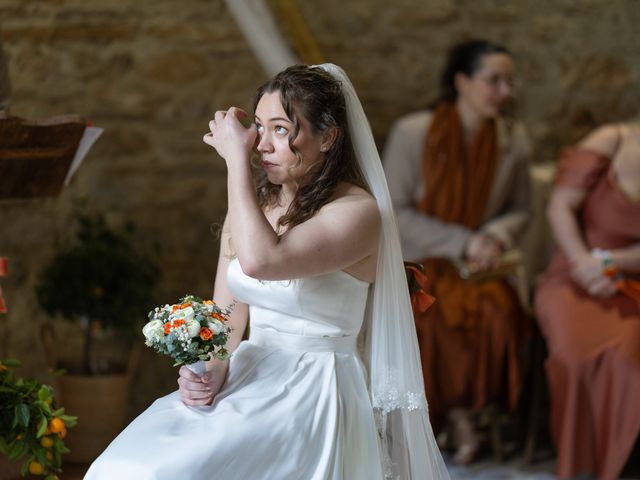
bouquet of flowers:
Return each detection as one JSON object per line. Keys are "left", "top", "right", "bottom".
{"left": 142, "top": 295, "right": 232, "bottom": 371}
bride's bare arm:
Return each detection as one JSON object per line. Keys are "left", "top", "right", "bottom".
{"left": 229, "top": 184, "right": 381, "bottom": 281}
{"left": 178, "top": 214, "right": 248, "bottom": 406}
{"left": 210, "top": 214, "right": 249, "bottom": 353}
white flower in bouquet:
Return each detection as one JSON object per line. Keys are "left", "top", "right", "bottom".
{"left": 185, "top": 318, "right": 201, "bottom": 338}
{"left": 143, "top": 319, "right": 164, "bottom": 343}
{"left": 207, "top": 319, "right": 227, "bottom": 335}
{"left": 170, "top": 306, "right": 195, "bottom": 322}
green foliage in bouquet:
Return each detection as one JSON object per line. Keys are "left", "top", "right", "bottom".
{"left": 0, "top": 359, "right": 77, "bottom": 479}
{"left": 35, "top": 214, "right": 159, "bottom": 374}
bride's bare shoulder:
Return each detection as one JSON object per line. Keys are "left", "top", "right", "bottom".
{"left": 320, "top": 183, "right": 380, "bottom": 223}
{"left": 327, "top": 182, "right": 377, "bottom": 207}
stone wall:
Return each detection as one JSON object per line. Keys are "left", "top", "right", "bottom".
{"left": 1, "top": 0, "right": 639, "bottom": 415}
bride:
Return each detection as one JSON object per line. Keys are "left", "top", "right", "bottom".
{"left": 84, "top": 64, "right": 449, "bottom": 480}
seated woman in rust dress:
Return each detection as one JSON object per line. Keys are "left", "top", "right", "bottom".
{"left": 383, "top": 39, "right": 532, "bottom": 464}
{"left": 535, "top": 122, "right": 640, "bottom": 480}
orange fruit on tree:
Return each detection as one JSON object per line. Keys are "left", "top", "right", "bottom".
{"left": 49, "top": 417, "right": 65, "bottom": 434}
{"left": 40, "top": 436, "right": 54, "bottom": 448}
{"left": 56, "top": 425, "right": 67, "bottom": 439}
{"left": 28, "top": 461, "right": 44, "bottom": 475}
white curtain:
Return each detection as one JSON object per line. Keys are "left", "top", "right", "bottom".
{"left": 223, "top": 0, "right": 299, "bottom": 76}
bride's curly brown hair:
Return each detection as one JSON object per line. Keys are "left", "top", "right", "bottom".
{"left": 252, "top": 64, "right": 368, "bottom": 231}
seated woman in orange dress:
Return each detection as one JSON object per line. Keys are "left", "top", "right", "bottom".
{"left": 535, "top": 122, "right": 640, "bottom": 480}
{"left": 383, "top": 39, "right": 532, "bottom": 464}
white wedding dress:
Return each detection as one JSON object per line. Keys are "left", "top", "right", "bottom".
{"left": 84, "top": 258, "right": 385, "bottom": 479}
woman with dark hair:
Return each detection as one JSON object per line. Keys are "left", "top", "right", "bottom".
{"left": 382, "top": 39, "right": 532, "bottom": 464}
{"left": 84, "top": 64, "right": 449, "bottom": 479}
{"left": 535, "top": 123, "right": 640, "bottom": 480}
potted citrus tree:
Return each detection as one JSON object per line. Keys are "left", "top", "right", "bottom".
{"left": 35, "top": 214, "right": 158, "bottom": 463}
{"left": 0, "top": 359, "right": 77, "bottom": 479}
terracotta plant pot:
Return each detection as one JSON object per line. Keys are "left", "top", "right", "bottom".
{"left": 54, "top": 373, "right": 132, "bottom": 463}
{"left": 40, "top": 324, "right": 140, "bottom": 464}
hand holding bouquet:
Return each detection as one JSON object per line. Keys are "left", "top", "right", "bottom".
{"left": 142, "top": 295, "right": 232, "bottom": 370}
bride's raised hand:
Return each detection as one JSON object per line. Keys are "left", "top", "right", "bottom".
{"left": 203, "top": 107, "right": 257, "bottom": 166}
{"left": 177, "top": 363, "right": 228, "bottom": 406}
